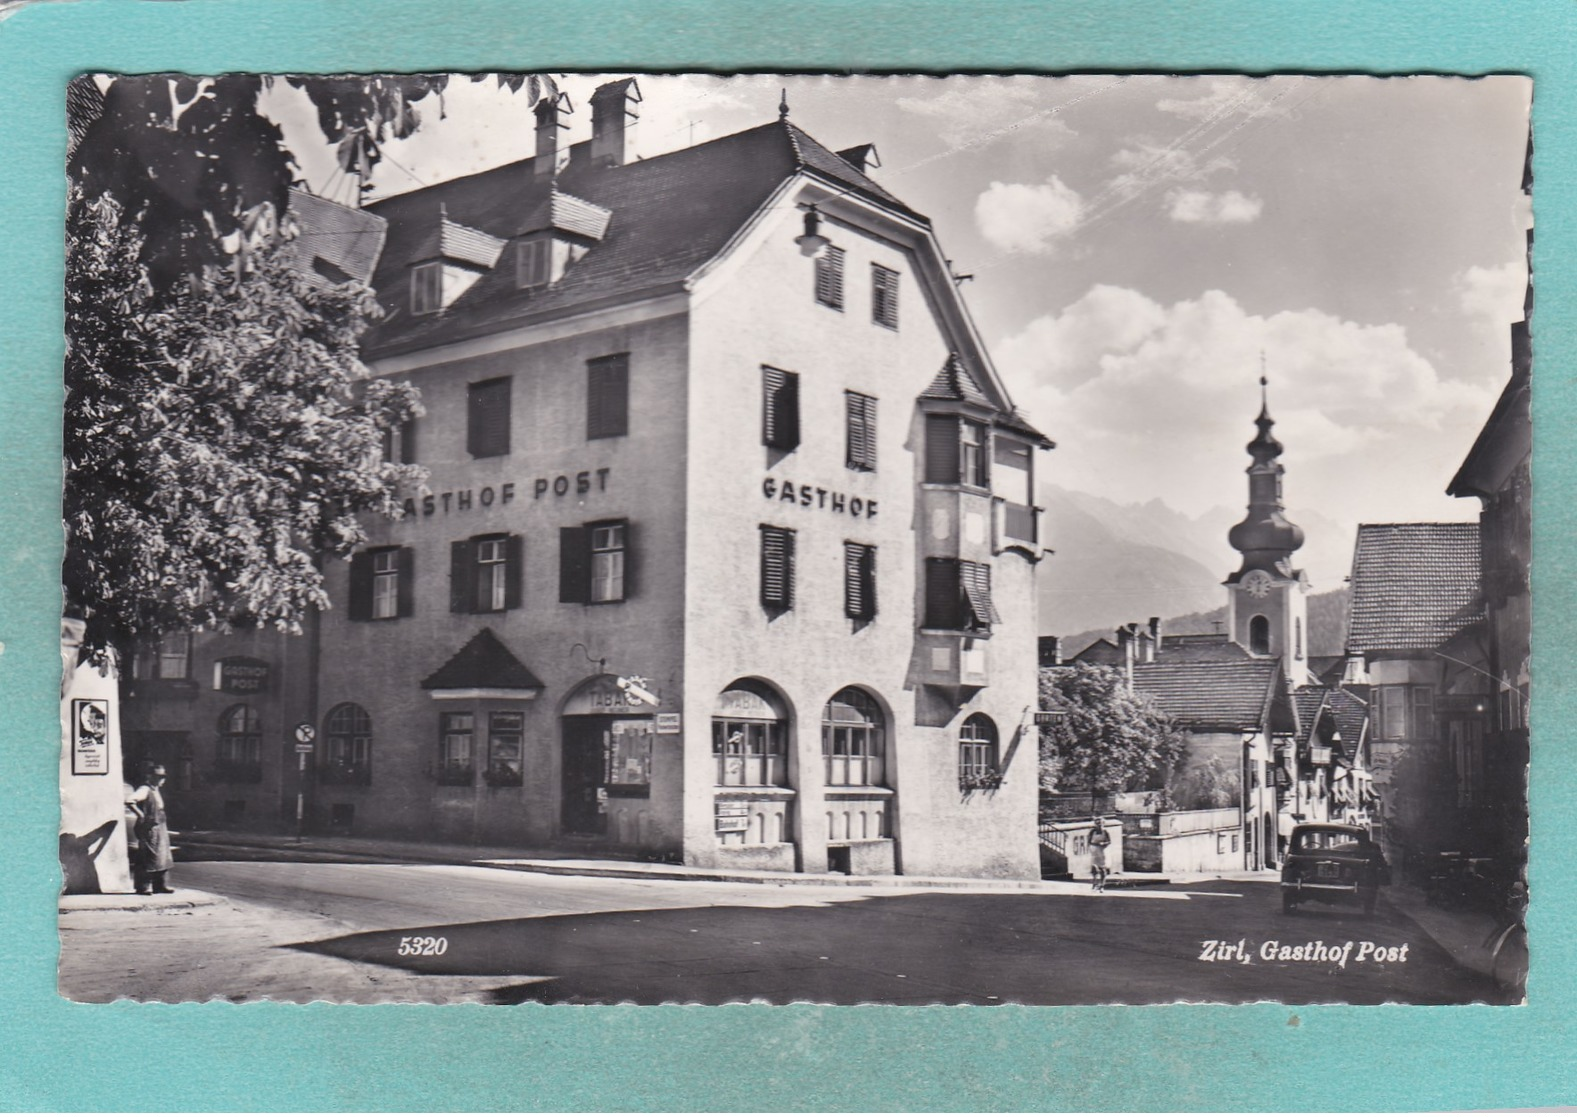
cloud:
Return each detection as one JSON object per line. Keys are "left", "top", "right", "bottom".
{"left": 974, "top": 175, "right": 1085, "bottom": 254}
{"left": 896, "top": 79, "right": 1078, "bottom": 149}
{"left": 1456, "top": 260, "right": 1528, "bottom": 322}
{"left": 1167, "top": 188, "right": 1264, "bottom": 224}
{"left": 1155, "top": 78, "right": 1258, "bottom": 120}
{"left": 996, "top": 286, "right": 1496, "bottom": 527}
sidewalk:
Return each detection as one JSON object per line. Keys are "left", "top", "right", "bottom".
{"left": 1381, "top": 882, "right": 1511, "bottom": 980}
{"left": 59, "top": 888, "right": 226, "bottom": 914}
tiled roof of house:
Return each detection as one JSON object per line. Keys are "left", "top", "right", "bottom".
{"left": 920, "top": 352, "right": 995, "bottom": 408}
{"left": 515, "top": 189, "right": 613, "bottom": 241}
{"left": 1325, "top": 687, "right": 1370, "bottom": 751}
{"left": 1293, "top": 687, "right": 1327, "bottom": 740}
{"left": 1158, "top": 633, "right": 1255, "bottom": 663}
{"left": 1131, "top": 659, "right": 1285, "bottom": 732}
{"left": 420, "top": 628, "right": 544, "bottom": 691}
{"left": 1070, "top": 637, "right": 1121, "bottom": 666}
{"left": 361, "top": 117, "right": 926, "bottom": 359}
{"left": 285, "top": 189, "right": 387, "bottom": 285}
{"left": 409, "top": 218, "right": 507, "bottom": 269}
{"left": 1346, "top": 523, "right": 1482, "bottom": 654}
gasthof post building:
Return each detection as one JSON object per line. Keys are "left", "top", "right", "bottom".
{"left": 122, "top": 82, "right": 1053, "bottom": 879}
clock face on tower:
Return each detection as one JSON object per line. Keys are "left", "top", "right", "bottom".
{"left": 1242, "top": 570, "right": 1273, "bottom": 599}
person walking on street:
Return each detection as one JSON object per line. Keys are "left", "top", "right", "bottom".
{"left": 1088, "top": 816, "right": 1112, "bottom": 892}
{"left": 127, "top": 764, "right": 174, "bottom": 894}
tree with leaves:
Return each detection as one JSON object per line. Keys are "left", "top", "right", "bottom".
{"left": 1037, "top": 664, "right": 1185, "bottom": 797}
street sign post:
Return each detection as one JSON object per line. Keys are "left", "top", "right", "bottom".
{"left": 292, "top": 723, "right": 316, "bottom": 839}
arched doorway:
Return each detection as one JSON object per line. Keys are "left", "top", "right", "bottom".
{"left": 560, "top": 675, "right": 657, "bottom": 838}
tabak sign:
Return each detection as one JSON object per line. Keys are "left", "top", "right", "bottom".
{"left": 213, "top": 656, "right": 270, "bottom": 695}
{"left": 71, "top": 699, "right": 110, "bottom": 776}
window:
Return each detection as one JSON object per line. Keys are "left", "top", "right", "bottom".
{"left": 713, "top": 696, "right": 788, "bottom": 788}
{"left": 411, "top": 262, "right": 442, "bottom": 315}
{"left": 762, "top": 366, "right": 800, "bottom": 451}
{"left": 1294, "top": 617, "right": 1304, "bottom": 660}
{"left": 516, "top": 237, "right": 550, "bottom": 288}
{"left": 1449, "top": 717, "right": 1486, "bottom": 807}
{"left": 958, "top": 714, "right": 1000, "bottom": 789}
{"left": 322, "top": 703, "right": 372, "bottom": 785}
{"left": 1375, "top": 685, "right": 1436, "bottom": 741}
{"left": 438, "top": 713, "right": 475, "bottom": 785}
{"left": 924, "top": 414, "right": 989, "bottom": 486}
{"left": 814, "top": 244, "right": 845, "bottom": 309}
{"left": 1249, "top": 614, "right": 1270, "bottom": 656}
{"left": 348, "top": 547, "right": 414, "bottom": 621}
{"left": 587, "top": 353, "right": 629, "bottom": 440}
{"left": 924, "top": 558, "right": 998, "bottom": 632}
{"left": 760, "top": 525, "right": 796, "bottom": 611}
{"left": 871, "top": 264, "right": 899, "bottom": 329}
{"left": 216, "top": 704, "right": 262, "bottom": 783}
{"left": 382, "top": 418, "right": 418, "bottom": 465}
{"left": 845, "top": 391, "right": 877, "bottom": 472}
{"left": 485, "top": 712, "right": 524, "bottom": 787}
{"left": 823, "top": 687, "right": 885, "bottom": 787}
{"left": 844, "top": 542, "right": 876, "bottom": 621}
{"left": 450, "top": 534, "right": 522, "bottom": 614}
{"left": 133, "top": 632, "right": 191, "bottom": 680}
{"left": 559, "top": 520, "right": 632, "bottom": 604}
{"left": 467, "top": 376, "right": 512, "bottom": 458}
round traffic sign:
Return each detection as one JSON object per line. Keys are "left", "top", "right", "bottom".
{"left": 293, "top": 723, "right": 316, "bottom": 744}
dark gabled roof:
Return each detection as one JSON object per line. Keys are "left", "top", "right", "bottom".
{"left": 1070, "top": 637, "right": 1122, "bottom": 666}
{"left": 1158, "top": 633, "right": 1255, "bottom": 664}
{"left": 361, "top": 117, "right": 926, "bottom": 359}
{"left": 1346, "top": 523, "right": 1482, "bottom": 654}
{"left": 1309, "top": 655, "right": 1347, "bottom": 687}
{"left": 921, "top": 352, "right": 996, "bottom": 408}
{"left": 420, "top": 629, "right": 544, "bottom": 691}
{"left": 1293, "top": 687, "right": 1328, "bottom": 741}
{"left": 1132, "top": 659, "right": 1285, "bottom": 732}
{"left": 1325, "top": 687, "right": 1370, "bottom": 751}
{"left": 285, "top": 189, "right": 387, "bottom": 285}
{"left": 1447, "top": 357, "right": 1531, "bottom": 499}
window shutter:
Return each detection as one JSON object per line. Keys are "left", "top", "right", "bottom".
{"left": 924, "top": 414, "right": 960, "bottom": 483}
{"left": 760, "top": 526, "right": 795, "bottom": 609}
{"left": 450, "top": 539, "right": 474, "bottom": 613}
{"left": 400, "top": 418, "right": 418, "bottom": 464}
{"left": 620, "top": 520, "right": 636, "bottom": 600}
{"left": 845, "top": 543, "right": 876, "bottom": 620}
{"left": 924, "top": 558, "right": 961, "bottom": 629}
{"left": 559, "top": 526, "right": 590, "bottom": 603}
{"left": 961, "top": 561, "right": 1000, "bottom": 626}
{"left": 504, "top": 534, "right": 524, "bottom": 610}
{"left": 587, "top": 354, "right": 629, "bottom": 440}
{"left": 468, "top": 378, "right": 511, "bottom": 458}
{"left": 762, "top": 367, "right": 800, "bottom": 451}
{"left": 871, "top": 264, "right": 899, "bottom": 329}
{"left": 815, "top": 245, "right": 845, "bottom": 309}
{"left": 396, "top": 547, "right": 416, "bottom": 618}
{"left": 348, "top": 551, "right": 374, "bottom": 621}
{"left": 846, "top": 392, "right": 877, "bottom": 471}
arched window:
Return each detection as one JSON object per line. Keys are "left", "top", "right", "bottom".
{"left": 713, "top": 682, "right": 789, "bottom": 787}
{"left": 823, "top": 687, "right": 885, "bottom": 787}
{"left": 1249, "top": 614, "right": 1271, "bottom": 656}
{"left": 217, "top": 704, "right": 262, "bottom": 783}
{"left": 958, "top": 714, "right": 1000, "bottom": 790}
{"left": 323, "top": 703, "right": 372, "bottom": 785}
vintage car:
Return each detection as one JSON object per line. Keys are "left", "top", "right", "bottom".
{"left": 1280, "top": 823, "right": 1390, "bottom": 915}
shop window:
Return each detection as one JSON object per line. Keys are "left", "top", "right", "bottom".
{"left": 958, "top": 714, "right": 1000, "bottom": 790}
{"left": 712, "top": 684, "right": 789, "bottom": 787}
{"left": 322, "top": 703, "right": 372, "bottom": 785}
{"left": 845, "top": 391, "right": 878, "bottom": 472}
{"left": 559, "top": 519, "right": 632, "bottom": 604}
{"left": 348, "top": 546, "right": 414, "bottom": 621}
{"left": 844, "top": 542, "right": 876, "bottom": 621}
{"left": 815, "top": 244, "right": 845, "bottom": 309}
{"left": 871, "top": 264, "right": 899, "bottom": 329}
{"left": 822, "top": 687, "right": 885, "bottom": 787}
{"left": 1249, "top": 614, "right": 1270, "bottom": 655}
{"left": 923, "top": 558, "right": 997, "bottom": 632}
{"left": 411, "top": 262, "right": 442, "bottom": 315}
{"left": 587, "top": 353, "right": 629, "bottom": 440}
{"left": 485, "top": 712, "right": 524, "bottom": 787}
{"left": 216, "top": 704, "right": 262, "bottom": 783}
{"left": 133, "top": 632, "right": 191, "bottom": 680}
{"left": 438, "top": 713, "right": 475, "bottom": 786}
{"left": 467, "top": 376, "right": 512, "bottom": 458}
{"left": 450, "top": 534, "right": 522, "bottom": 614}
{"left": 382, "top": 417, "right": 418, "bottom": 465}
{"left": 516, "top": 236, "right": 550, "bottom": 289}
{"left": 762, "top": 366, "right": 800, "bottom": 451}
{"left": 759, "top": 525, "right": 796, "bottom": 611}
{"left": 1375, "top": 685, "right": 1436, "bottom": 741}
{"left": 924, "top": 414, "right": 989, "bottom": 487}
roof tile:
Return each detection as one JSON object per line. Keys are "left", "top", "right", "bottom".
{"left": 1346, "top": 523, "right": 1482, "bottom": 653}
{"left": 1132, "top": 659, "right": 1282, "bottom": 731}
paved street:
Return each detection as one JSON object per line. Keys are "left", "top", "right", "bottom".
{"left": 60, "top": 856, "right": 1507, "bottom": 1005}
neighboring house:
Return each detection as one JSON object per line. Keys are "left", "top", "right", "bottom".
{"left": 120, "top": 82, "right": 1053, "bottom": 879}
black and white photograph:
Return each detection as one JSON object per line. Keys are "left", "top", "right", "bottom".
{"left": 57, "top": 71, "right": 1531, "bottom": 1005}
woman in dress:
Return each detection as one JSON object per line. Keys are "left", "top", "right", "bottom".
{"left": 126, "top": 764, "right": 174, "bottom": 894}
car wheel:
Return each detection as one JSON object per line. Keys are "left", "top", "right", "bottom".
{"left": 1282, "top": 893, "right": 1297, "bottom": 915}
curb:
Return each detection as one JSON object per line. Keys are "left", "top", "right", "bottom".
{"left": 59, "top": 889, "right": 227, "bottom": 915}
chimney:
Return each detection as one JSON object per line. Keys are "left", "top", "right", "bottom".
{"left": 534, "top": 93, "right": 569, "bottom": 178}
{"left": 1039, "top": 636, "right": 1062, "bottom": 668}
{"left": 1118, "top": 624, "right": 1137, "bottom": 689}
{"left": 589, "top": 78, "right": 642, "bottom": 167}
{"left": 1148, "top": 617, "right": 1162, "bottom": 662}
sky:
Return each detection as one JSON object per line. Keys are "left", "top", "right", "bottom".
{"left": 265, "top": 73, "right": 1532, "bottom": 587}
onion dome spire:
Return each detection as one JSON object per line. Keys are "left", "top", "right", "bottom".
{"left": 1228, "top": 371, "right": 1305, "bottom": 577}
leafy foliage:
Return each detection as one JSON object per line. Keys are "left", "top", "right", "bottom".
{"left": 1168, "top": 754, "right": 1240, "bottom": 810}
{"left": 1037, "top": 664, "right": 1185, "bottom": 795}
{"left": 64, "top": 194, "right": 422, "bottom": 663}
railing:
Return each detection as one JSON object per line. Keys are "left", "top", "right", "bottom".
{"left": 1003, "top": 501, "right": 1039, "bottom": 544}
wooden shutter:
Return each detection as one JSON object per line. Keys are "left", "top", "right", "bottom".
{"left": 924, "top": 558, "right": 961, "bottom": 629}
{"left": 467, "top": 378, "right": 511, "bottom": 457}
{"left": 961, "top": 561, "right": 1000, "bottom": 627}
{"left": 587, "top": 354, "right": 629, "bottom": 440}
{"left": 760, "top": 526, "right": 795, "bottom": 609}
{"left": 450, "top": 539, "right": 475, "bottom": 613}
{"left": 400, "top": 417, "right": 418, "bottom": 464}
{"left": 348, "top": 551, "right": 374, "bottom": 621}
{"left": 396, "top": 547, "right": 416, "bottom": 618}
{"left": 505, "top": 534, "right": 524, "bottom": 610}
{"left": 924, "top": 414, "right": 960, "bottom": 484}
{"left": 559, "top": 526, "right": 590, "bottom": 603}
{"left": 619, "top": 520, "right": 635, "bottom": 600}
{"left": 845, "top": 543, "right": 876, "bottom": 620}
{"left": 872, "top": 264, "right": 899, "bottom": 329}
{"left": 815, "top": 245, "right": 845, "bottom": 308}
{"left": 762, "top": 367, "right": 800, "bottom": 451}
{"left": 846, "top": 392, "right": 877, "bottom": 471}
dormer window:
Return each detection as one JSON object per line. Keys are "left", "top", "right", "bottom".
{"left": 411, "top": 262, "right": 443, "bottom": 315}
{"left": 516, "top": 237, "right": 550, "bottom": 289}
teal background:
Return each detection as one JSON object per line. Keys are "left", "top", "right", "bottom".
{"left": 1, "top": 0, "right": 1571, "bottom": 1109}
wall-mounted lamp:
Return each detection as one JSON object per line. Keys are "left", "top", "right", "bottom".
{"left": 795, "top": 204, "right": 830, "bottom": 256}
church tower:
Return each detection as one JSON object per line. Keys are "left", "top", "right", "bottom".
{"left": 1225, "top": 376, "right": 1309, "bottom": 681}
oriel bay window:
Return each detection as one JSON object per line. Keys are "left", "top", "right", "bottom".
{"left": 467, "top": 376, "right": 512, "bottom": 458}
{"left": 1375, "top": 685, "right": 1436, "bottom": 741}
{"left": 759, "top": 525, "right": 796, "bottom": 611}
{"left": 762, "top": 366, "right": 800, "bottom": 451}
{"left": 485, "top": 712, "right": 524, "bottom": 787}
{"left": 438, "top": 713, "right": 475, "bottom": 785}
{"left": 586, "top": 353, "right": 629, "bottom": 440}
{"left": 560, "top": 519, "right": 631, "bottom": 604}
{"left": 823, "top": 687, "right": 885, "bottom": 787}
{"left": 216, "top": 704, "right": 262, "bottom": 783}
{"left": 451, "top": 534, "right": 523, "bottom": 614}
{"left": 924, "top": 413, "right": 989, "bottom": 487}
{"left": 924, "top": 558, "right": 998, "bottom": 633}
{"left": 322, "top": 703, "right": 372, "bottom": 785}
{"left": 349, "top": 546, "right": 414, "bottom": 621}
{"left": 845, "top": 391, "right": 877, "bottom": 472}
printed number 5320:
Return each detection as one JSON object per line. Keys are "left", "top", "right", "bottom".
{"left": 396, "top": 935, "right": 449, "bottom": 956}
